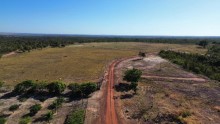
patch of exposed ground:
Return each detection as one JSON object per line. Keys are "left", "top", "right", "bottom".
{"left": 0, "top": 91, "right": 87, "bottom": 124}
{"left": 114, "top": 54, "right": 220, "bottom": 124}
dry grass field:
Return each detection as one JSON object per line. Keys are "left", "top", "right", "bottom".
{"left": 0, "top": 42, "right": 206, "bottom": 85}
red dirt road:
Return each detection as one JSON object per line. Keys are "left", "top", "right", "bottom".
{"left": 105, "top": 60, "right": 119, "bottom": 124}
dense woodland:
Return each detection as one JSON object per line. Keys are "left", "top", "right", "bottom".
{"left": 0, "top": 35, "right": 220, "bottom": 55}
{"left": 159, "top": 45, "right": 220, "bottom": 81}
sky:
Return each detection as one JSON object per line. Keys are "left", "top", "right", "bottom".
{"left": 0, "top": 0, "right": 220, "bottom": 36}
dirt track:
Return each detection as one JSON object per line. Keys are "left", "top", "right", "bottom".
{"left": 105, "top": 60, "right": 119, "bottom": 124}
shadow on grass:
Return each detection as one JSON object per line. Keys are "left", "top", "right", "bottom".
{"left": 120, "top": 93, "right": 133, "bottom": 99}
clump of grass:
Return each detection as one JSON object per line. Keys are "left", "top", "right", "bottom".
{"left": 18, "top": 97, "right": 28, "bottom": 102}
{"left": 179, "top": 110, "right": 192, "bottom": 118}
{"left": 0, "top": 117, "right": 6, "bottom": 124}
{"left": 48, "top": 97, "right": 64, "bottom": 110}
{"left": 29, "top": 104, "right": 42, "bottom": 116}
{"left": 44, "top": 111, "right": 54, "bottom": 122}
{"left": 19, "top": 116, "right": 31, "bottom": 124}
{"left": 65, "top": 109, "right": 85, "bottom": 124}
{"left": 9, "top": 104, "right": 20, "bottom": 112}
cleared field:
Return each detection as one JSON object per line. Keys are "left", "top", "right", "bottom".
{"left": 0, "top": 42, "right": 206, "bottom": 85}
{"left": 114, "top": 54, "right": 219, "bottom": 124}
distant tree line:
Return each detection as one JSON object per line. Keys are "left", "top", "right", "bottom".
{"left": 159, "top": 45, "right": 220, "bottom": 81}
{"left": 1, "top": 35, "right": 220, "bottom": 54}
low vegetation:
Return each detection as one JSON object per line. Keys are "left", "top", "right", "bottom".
{"left": 0, "top": 117, "right": 6, "bottom": 124}
{"left": 9, "top": 104, "right": 20, "bottom": 112}
{"left": 65, "top": 109, "right": 85, "bottom": 124}
{"left": 44, "top": 111, "right": 54, "bottom": 122}
{"left": 159, "top": 45, "right": 220, "bottom": 81}
{"left": 19, "top": 116, "right": 31, "bottom": 124}
{"left": 48, "top": 97, "right": 65, "bottom": 110}
{"left": 29, "top": 104, "right": 42, "bottom": 116}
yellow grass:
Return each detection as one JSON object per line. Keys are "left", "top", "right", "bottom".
{"left": 0, "top": 42, "right": 206, "bottom": 85}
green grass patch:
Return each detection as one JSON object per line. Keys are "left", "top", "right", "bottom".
{"left": 65, "top": 109, "right": 85, "bottom": 124}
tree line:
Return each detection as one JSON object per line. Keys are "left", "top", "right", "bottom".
{"left": 159, "top": 45, "right": 220, "bottom": 81}
{"left": 1, "top": 35, "right": 220, "bottom": 55}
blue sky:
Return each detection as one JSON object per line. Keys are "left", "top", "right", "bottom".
{"left": 0, "top": 0, "right": 219, "bottom": 36}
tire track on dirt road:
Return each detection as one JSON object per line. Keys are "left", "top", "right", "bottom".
{"left": 105, "top": 60, "right": 119, "bottom": 124}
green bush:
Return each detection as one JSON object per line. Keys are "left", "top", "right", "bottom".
{"left": 9, "top": 104, "right": 20, "bottom": 112}
{"left": 65, "top": 109, "right": 85, "bottom": 124}
{"left": 123, "top": 68, "right": 142, "bottom": 83}
{"left": 13, "top": 80, "right": 36, "bottom": 94}
{"left": 47, "top": 81, "right": 66, "bottom": 94}
{"left": 0, "top": 117, "right": 6, "bottom": 124}
{"left": 80, "top": 83, "right": 97, "bottom": 97}
{"left": 19, "top": 116, "right": 31, "bottom": 124}
{"left": 33, "top": 82, "right": 48, "bottom": 93}
{"left": 29, "top": 104, "right": 42, "bottom": 116}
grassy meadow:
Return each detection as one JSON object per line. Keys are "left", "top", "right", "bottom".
{"left": 0, "top": 42, "right": 206, "bottom": 85}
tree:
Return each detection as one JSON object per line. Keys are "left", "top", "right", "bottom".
{"left": 47, "top": 81, "right": 66, "bottom": 95}
{"left": 33, "top": 81, "right": 48, "bottom": 93}
{"left": 80, "top": 83, "right": 97, "bottom": 97}
{"left": 123, "top": 69, "right": 142, "bottom": 83}
{"left": 123, "top": 69, "right": 142, "bottom": 93}
{"left": 13, "top": 80, "right": 36, "bottom": 94}
{"left": 198, "top": 40, "right": 208, "bottom": 48}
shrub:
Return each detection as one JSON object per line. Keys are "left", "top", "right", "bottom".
{"left": 29, "top": 104, "right": 42, "bottom": 116}
{"left": 0, "top": 117, "right": 6, "bottom": 124}
{"left": 65, "top": 109, "right": 85, "bottom": 124}
{"left": 0, "top": 81, "right": 4, "bottom": 88}
{"left": 123, "top": 68, "right": 142, "bottom": 83}
{"left": 19, "top": 116, "right": 31, "bottom": 124}
{"left": 44, "top": 111, "right": 53, "bottom": 122}
{"left": 13, "top": 80, "right": 36, "bottom": 94}
{"left": 48, "top": 97, "right": 64, "bottom": 110}
{"left": 180, "top": 111, "right": 192, "bottom": 118}
{"left": 80, "top": 83, "right": 97, "bottom": 97}
{"left": 47, "top": 81, "right": 66, "bottom": 94}
{"left": 33, "top": 82, "right": 48, "bottom": 93}
{"left": 9, "top": 104, "right": 20, "bottom": 112}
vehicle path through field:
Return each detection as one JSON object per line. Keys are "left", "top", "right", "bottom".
{"left": 105, "top": 60, "right": 119, "bottom": 124}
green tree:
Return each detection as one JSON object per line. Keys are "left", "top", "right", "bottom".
{"left": 123, "top": 69, "right": 142, "bottom": 83}
{"left": 80, "top": 83, "right": 97, "bottom": 97}
{"left": 47, "top": 81, "right": 66, "bottom": 95}
{"left": 123, "top": 69, "right": 142, "bottom": 93}
{"left": 198, "top": 40, "right": 208, "bottom": 48}
{"left": 13, "top": 80, "right": 36, "bottom": 94}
